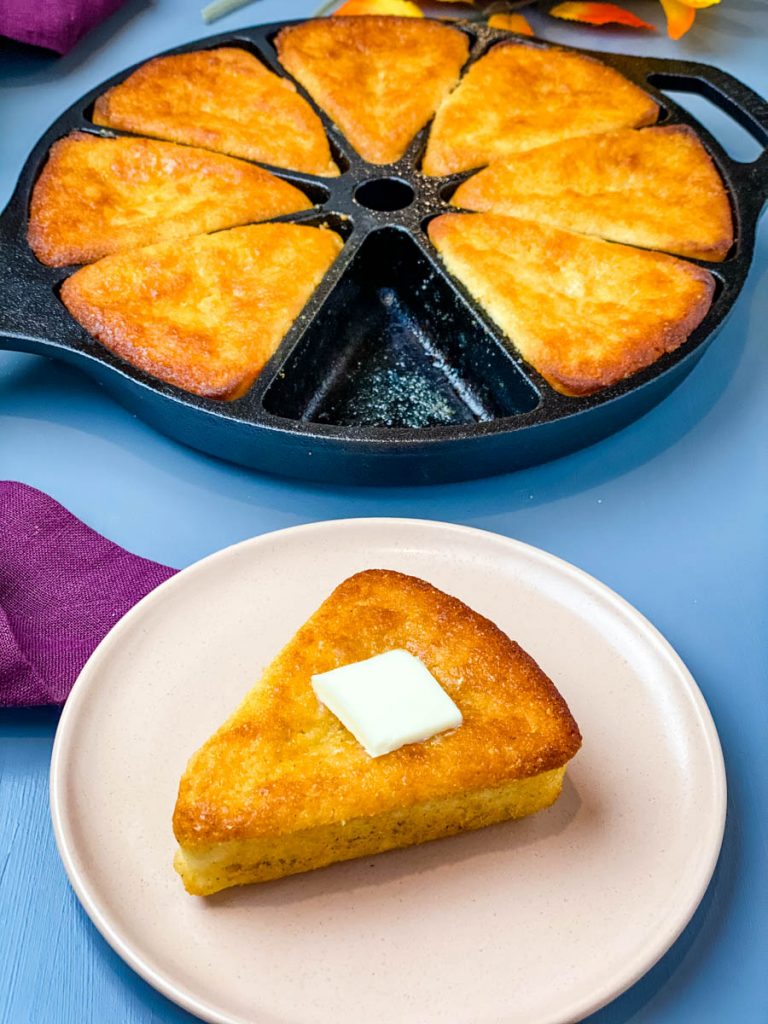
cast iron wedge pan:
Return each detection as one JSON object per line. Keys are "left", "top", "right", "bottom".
{"left": 1, "top": 18, "right": 767, "bottom": 485}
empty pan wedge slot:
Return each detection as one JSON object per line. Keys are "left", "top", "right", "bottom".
{"left": 262, "top": 228, "right": 539, "bottom": 428}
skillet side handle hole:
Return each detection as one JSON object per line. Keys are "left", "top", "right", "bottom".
{"left": 648, "top": 74, "right": 765, "bottom": 163}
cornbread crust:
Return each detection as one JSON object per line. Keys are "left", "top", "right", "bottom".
{"left": 172, "top": 569, "right": 581, "bottom": 893}
{"left": 428, "top": 212, "right": 715, "bottom": 396}
{"left": 452, "top": 126, "right": 733, "bottom": 262}
{"left": 28, "top": 133, "right": 313, "bottom": 267}
{"left": 60, "top": 223, "right": 343, "bottom": 400}
{"left": 276, "top": 17, "right": 469, "bottom": 164}
{"left": 175, "top": 769, "right": 567, "bottom": 895}
{"left": 423, "top": 41, "right": 659, "bottom": 176}
{"left": 93, "top": 47, "right": 339, "bottom": 177}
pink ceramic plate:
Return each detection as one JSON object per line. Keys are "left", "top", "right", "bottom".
{"left": 50, "top": 519, "right": 725, "bottom": 1024}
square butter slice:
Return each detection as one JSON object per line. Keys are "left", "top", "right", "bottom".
{"left": 312, "top": 649, "right": 463, "bottom": 757}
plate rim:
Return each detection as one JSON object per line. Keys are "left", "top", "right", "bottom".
{"left": 49, "top": 517, "right": 727, "bottom": 1024}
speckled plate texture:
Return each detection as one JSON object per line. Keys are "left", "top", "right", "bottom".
{"left": 50, "top": 519, "right": 726, "bottom": 1024}
{"left": 2, "top": 19, "right": 767, "bottom": 484}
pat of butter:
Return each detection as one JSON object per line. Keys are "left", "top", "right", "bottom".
{"left": 311, "top": 649, "right": 462, "bottom": 758}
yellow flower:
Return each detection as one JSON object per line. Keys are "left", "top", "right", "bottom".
{"left": 333, "top": 0, "right": 423, "bottom": 14}
{"left": 659, "top": 0, "right": 720, "bottom": 39}
{"left": 328, "top": 0, "right": 721, "bottom": 42}
{"left": 488, "top": 13, "right": 534, "bottom": 35}
{"left": 549, "top": 0, "right": 720, "bottom": 38}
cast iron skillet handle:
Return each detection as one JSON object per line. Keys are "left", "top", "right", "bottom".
{"left": 642, "top": 58, "right": 768, "bottom": 204}
{"left": 0, "top": 227, "right": 81, "bottom": 356}
{"left": 0, "top": 235, "right": 39, "bottom": 353}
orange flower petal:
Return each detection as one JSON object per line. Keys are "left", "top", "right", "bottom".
{"left": 549, "top": 2, "right": 656, "bottom": 30}
{"left": 488, "top": 13, "right": 534, "bottom": 36}
{"left": 333, "top": 0, "right": 424, "bottom": 16}
{"left": 658, "top": 0, "right": 696, "bottom": 37}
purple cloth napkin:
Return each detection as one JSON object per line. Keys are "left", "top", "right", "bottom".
{"left": 0, "top": 0, "right": 125, "bottom": 55}
{"left": 0, "top": 482, "right": 176, "bottom": 707}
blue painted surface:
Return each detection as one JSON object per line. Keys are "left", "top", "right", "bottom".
{"left": 1, "top": 1, "right": 766, "bottom": 1021}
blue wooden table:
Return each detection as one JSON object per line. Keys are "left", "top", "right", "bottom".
{"left": 1, "top": 1, "right": 766, "bottom": 1021}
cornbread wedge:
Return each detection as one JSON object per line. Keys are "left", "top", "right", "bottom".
{"left": 172, "top": 569, "right": 582, "bottom": 895}
{"left": 277, "top": 17, "right": 469, "bottom": 164}
{"left": 60, "top": 223, "right": 343, "bottom": 400}
{"left": 452, "top": 126, "right": 733, "bottom": 261}
{"left": 93, "top": 47, "right": 338, "bottom": 176}
{"left": 422, "top": 41, "right": 658, "bottom": 176}
{"left": 28, "top": 133, "right": 312, "bottom": 267}
{"left": 428, "top": 213, "right": 714, "bottom": 396}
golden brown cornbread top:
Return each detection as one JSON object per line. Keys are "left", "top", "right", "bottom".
{"left": 60, "top": 223, "right": 343, "bottom": 400}
{"left": 93, "top": 47, "right": 339, "bottom": 176}
{"left": 277, "top": 17, "right": 469, "bottom": 164}
{"left": 28, "top": 132, "right": 312, "bottom": 267}
{"left": 428, "top": 212, "right": 714, "bottom": 396}
{"left": 423, "top": 40, "right": 659, "bottom": 176}
{"left": 173, "top": 570, "right": 582, "bottom": 847}
{"left": 452, "top": 125, "right": 733, "bottom": 262}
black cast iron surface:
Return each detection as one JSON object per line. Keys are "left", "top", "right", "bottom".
{"left": 1, "top": 18, "right": 767, "bottom": 485}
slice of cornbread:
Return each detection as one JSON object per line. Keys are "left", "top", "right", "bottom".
{"left": 28, "top": 133, "right": 312, "bottom": 267}
{"left": 452, "top": 126, "right": 733, "bottom": 262}
{"left": 422, "top": 41, "right": 658, "bottom": 176}
{"left": 276, "top": 17, "right": 469, "bottom": 164}
{"left": 60, "top": 223, "right": 343, "bottom": 400}
{"left": 428, "top": 212, "right": 714, "bottom": 396}
{"left": 93, "top": 47, "right": 339, "bottom": 176}
{"left": 172, "top": 570, "right": 581, "bottom": 895}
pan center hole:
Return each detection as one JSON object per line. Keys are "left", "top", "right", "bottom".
{"left": 355, "top": 177, "right": 415, "bottom": 212}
